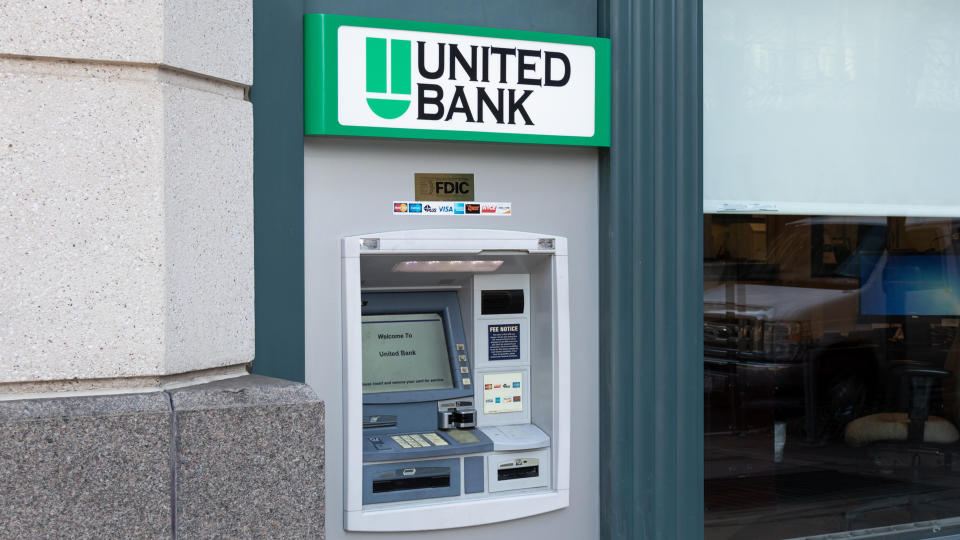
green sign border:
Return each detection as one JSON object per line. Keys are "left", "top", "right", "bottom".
{"left": 304, "top": 14, "right": 611, "bottom": 147}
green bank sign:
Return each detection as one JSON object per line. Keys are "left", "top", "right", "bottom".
{"left": 304, "top": 14, "right": 611, "bottom": 146}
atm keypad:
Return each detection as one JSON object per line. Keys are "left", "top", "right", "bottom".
{"left": 390, "top": 436, "right": 412, "bottom": 449}
{"left": 423, "top": 433, "right": 449, "bottom": 446}
{"left": 385, "top": 432, "right": 450, "bottom": 449}
{"left": 410, "top": 434, "right": 429, "bottom": 446}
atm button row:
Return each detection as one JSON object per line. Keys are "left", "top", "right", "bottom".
{"left": 390, "top": 433, "right": 449, "bottom": 449}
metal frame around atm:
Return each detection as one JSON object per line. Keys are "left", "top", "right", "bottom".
{"left": 341, "top": 229, "right": 570, "bottom": 531}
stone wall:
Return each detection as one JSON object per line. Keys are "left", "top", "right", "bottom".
{"left": 0, "top": 375, "right": 324, "bottom": 539}
{"left": 0, "top": 0, "right": 254, "bottom": 385}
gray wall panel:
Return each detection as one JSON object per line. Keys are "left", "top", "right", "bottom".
{"left": 305, "top": 138, "right": 599, "bottom": 539}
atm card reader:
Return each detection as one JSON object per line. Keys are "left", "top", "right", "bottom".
{"left": 438, "top": 400, "right": 477, "bottom": 429}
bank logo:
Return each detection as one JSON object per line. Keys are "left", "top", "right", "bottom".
{"left": 366, "top": 37, "right": 411, "bottom": 119}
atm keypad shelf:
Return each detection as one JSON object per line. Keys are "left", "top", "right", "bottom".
{"left": 363, "top": 427, "right": 493, "bottom": 456}
{"left": 362, "top": 409, "right": 494, "bottom": 462}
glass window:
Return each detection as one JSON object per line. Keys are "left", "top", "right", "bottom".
{"left": 704, "top": 1, "right": 960, "bottom": 219}
{"left": 705, "top": 215, "right": 960, "bottom": 539}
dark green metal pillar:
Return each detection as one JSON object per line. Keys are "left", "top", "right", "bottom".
{"left": 250, "top": 0, "right": 306, "bottom": 382}
{"left": 598, "top": 0, "right": 703, "bottom": 538}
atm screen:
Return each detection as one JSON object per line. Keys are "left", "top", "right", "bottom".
{"left": 361, "top": 313, "right": 454, "bottom": 394}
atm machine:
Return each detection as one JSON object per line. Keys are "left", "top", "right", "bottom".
{"left": 341, "top": 229, "right": 570, "bottom": 531}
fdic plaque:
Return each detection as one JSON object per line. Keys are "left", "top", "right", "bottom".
{"left": 415, "top": 173, "right": 475, "bottom": 201}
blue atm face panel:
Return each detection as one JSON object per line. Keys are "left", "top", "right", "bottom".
{"left": 360, "top": 292, "right": 493, "bottom": 503}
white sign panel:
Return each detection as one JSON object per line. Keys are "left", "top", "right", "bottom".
{"left": 338, "top": 26, "right": 596, "bottom": 137}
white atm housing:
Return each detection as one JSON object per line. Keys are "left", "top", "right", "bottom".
{"left": 341, "top": 229, "right": 571, "bottom": 531}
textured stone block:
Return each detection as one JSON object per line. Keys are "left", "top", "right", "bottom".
{"left": 0, "top": 392, "right": 172, "bottom": 539}
{"left": 164, "top": 0, "right": 253, "bottom": 85}
{"left": 0, "top": 58, "right": 253, "bottom": 383}
{"left": 0, "top": 0, "right": 251, "bottom": 84}
{"left": 163, "top": 81, "right": 254, "bottom": 375}
{"left": 0, "top": 0, "right": 163, "bottom": 64}
{"left": 170, "top": 375, "right": 325, "bottom": 539}
{"left": 0, "top": 59, "right": 167, "bottom": 381}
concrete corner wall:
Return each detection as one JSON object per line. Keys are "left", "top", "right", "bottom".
{"left": 0, "top": 375, "right": 323, "bottom": 539}
{"left": 0, "top": 1, "right": 253, "bottom": 384}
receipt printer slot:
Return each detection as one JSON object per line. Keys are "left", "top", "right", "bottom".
{"left": 487, "top": 449, "right": 550, "bottom": 493}
{"left": 498, "top": 463, "right": 539, "bottom": 481}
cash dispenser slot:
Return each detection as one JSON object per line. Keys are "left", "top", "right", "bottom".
{"left": 373, "top": 467, "right": 450, "bottom": 493}
{"left": 363, "top": 458, "right": 461, "bottom": 504}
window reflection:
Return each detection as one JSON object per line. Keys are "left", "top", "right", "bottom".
{"left": 704, "top": 215, "right": 960, "bottom": 539}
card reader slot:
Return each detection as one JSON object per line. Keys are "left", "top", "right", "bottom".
{"left": 497, "top": 465, "right": 539, "bottom": 481}
{"left": 372, "top": 468, "right": 451, "bottom": 493}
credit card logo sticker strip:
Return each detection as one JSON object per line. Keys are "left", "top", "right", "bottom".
{"left": 394, "top": 202, "right": 511, "bottom": 215}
